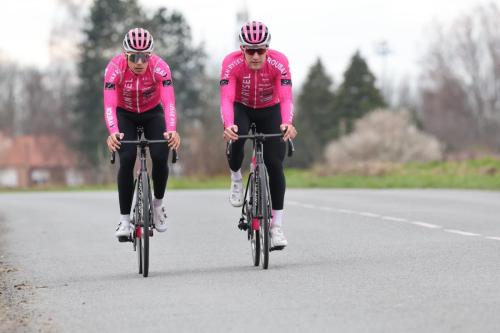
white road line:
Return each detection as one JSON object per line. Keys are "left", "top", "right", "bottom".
{"left": 301, "top": 204, "right": 317, "bottom": 209}
{"left": 302, "top": 204, "right": 315, "bottom": 209}
{"left": 381, "top": 216, "right": 408, "bottom": 222}
{"left": 337, "top": 209, "right": 355, "bottom": 214}
{"left": 287, "top": 200, "right": 499, "bottom": 241}
{"left": 358, "top": 212, "right": 381, "bottom": 218}
{"left": 411, "top": 221, "right": 442, "bottom": 229}
{"left": 484, "top": 236, "right": 500, "bottom": 241}
{"left": 444, "top": 229, "right": 482, "bottom": 237}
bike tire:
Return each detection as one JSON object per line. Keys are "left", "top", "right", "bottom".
{"left": 133, "top": 178, "right": 143, "bottom": 275}
{"left": 251, "top": 229, "right": 260, "bottom": 266}
{"left": 246, "top": 173, "right": 260, "bottom": 266}
{"left": 141, "top": 172, "right": 150, "bottom": 277}
{"left": 136, "top": 227, "right": 142, "bottom": 274}
{"left": 259, "top": 166, "right": 271, "bottom": 269}
{"left": 250, "top": 200, "right": 260, "bottom": 266}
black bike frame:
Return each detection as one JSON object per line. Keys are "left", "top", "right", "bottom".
{"left": 227, "top": 123, "right": 294, "bottom": 268}
{"left": 227, "top": 124, "right": 294, "bottom": 229}
{"left": 110, "top": 126, "right": 177, "bottom": 277}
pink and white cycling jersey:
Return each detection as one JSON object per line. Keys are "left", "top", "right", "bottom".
{"left": 219, "top": 49, "right": 294, "bottom": 128}
{"left": 103, "top": 54, "right": 177, "bottom": 135}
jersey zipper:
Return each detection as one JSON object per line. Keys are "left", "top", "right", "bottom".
{"left": 136, "top": 77, "right": 140, "bottom": 113}
{"left": 253, "top": 71, "right": 257, "bottom": 108}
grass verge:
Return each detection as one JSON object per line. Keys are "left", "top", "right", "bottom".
{"left": 2, "top": 158, "right": 500, "bottom": 191}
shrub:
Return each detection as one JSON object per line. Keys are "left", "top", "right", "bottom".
{"left": 324, "top": 109, "right": 443, "bottom": 168}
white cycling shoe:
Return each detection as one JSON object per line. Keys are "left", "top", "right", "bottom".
{"left": 115, "top": 222, "right": 132, "bottom": 238}
{"left": 154, "top": 205, "right": 168, "bottom": 232}
{"left": 229, "top": 179, "right": 244, "bottom": 207}
{"left": 270, "top": 227, "right": 288, "bottom": 248}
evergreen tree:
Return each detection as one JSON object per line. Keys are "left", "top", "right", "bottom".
{"left": 334, "top": 51, "right": 385, "bottom": 135}
{"left": 73, "top": 0, "right": 143, "bottom": 166}
{"left": 145, "top": 8, "right": 206, "bottom": 120}
{"left": 73, "top": 0, "right": 205, "bottom": 167}
{"left": 291, "top": 58, "right": 335, "bottom": 167}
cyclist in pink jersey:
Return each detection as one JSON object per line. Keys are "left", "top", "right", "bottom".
{"left": 104, "top": 28, "right": 181, "bottom": 238}
{"left": 220, "top": 21, "right": 297, "bottom": 249}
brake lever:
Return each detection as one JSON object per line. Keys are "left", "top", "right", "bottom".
{"left": 287, "top": 139, "right": 295, "bottom": 157}
{"left": 226, "top": 140, "right": 233, "bottom": 158}
{"left": 172, "top": 149, "right": 178, "bottom": 164}
{"left": 110, "top": 133, "right": 122, "bottom": 164}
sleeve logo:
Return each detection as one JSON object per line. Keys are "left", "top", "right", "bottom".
{"left": 281, "top": 79, "right": 292, "bottom": 86}
{"left": 155, "top": 67, "right": 168, "bottom": 77}
{"left": 105, "top": 82, "right": 115, "bottom": 89}
{"left": 162, "top": 80, "right": 172, "bottom": 86}
{"left": 220, "top": 79, "right": 229, "bottom": 86}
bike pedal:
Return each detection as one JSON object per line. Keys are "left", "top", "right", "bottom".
{"left": 238, "top": 222, "right": 249, "bottom": 231}
{"left": 118, "top": 236, "right": 132, "bottom": 243}
{"left": 238, "top": 218, "right": 249, "bottom": 231}
{"left": 270, "top": 245, "right": 285, "bottom": 252}
{"left": 238, "top": 223, "right": 249, "bottom": 231}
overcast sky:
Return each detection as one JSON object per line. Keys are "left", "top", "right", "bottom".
{"left": 0, "top": 0, "right": 492, "bottom": 88}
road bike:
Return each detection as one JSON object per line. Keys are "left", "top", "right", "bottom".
{"left": 111, "top": 126, "right": 177, "bottom": 277}
{"left": 226, "top": 123, "right": 294, "bottom": 269}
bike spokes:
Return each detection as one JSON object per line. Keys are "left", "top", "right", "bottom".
{"left": 141, "top": 173, "right": 150, "bottom": 277}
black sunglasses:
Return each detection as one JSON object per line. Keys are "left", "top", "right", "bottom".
{"left": 127, "top": 52, "right": 151, "bottom": 63}
{"left": 244, "top": 48, "right": 267, "bottom": 55}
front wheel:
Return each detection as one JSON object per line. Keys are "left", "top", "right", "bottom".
{"left": 141, "top": 173, "right": 150, "bottom": 277}
{"left": 251, "top": 229, "right": 260, "bottom": 266}
{"left": 247, "top": 173, "right": 260, "bottom": 267}
{"left": 136, "top": 226, "right": 142, "bottom": 274}
{"left": 259, "top": 167, "right": 271, "bottom": 269}
{"left": 132, "top": 180, "right": 143, "bottom": 275}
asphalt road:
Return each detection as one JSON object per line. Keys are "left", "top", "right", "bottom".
{"left": 1, "top": 189, "right": 500, "bottom": 332}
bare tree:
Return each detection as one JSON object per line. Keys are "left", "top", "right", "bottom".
{"left": 0, "top": 62, "right": 18, "bottom": 135}
{"left": 419, "top": 2, "right": 500, "bottom": 151}
{"left": 49, "top": 0, "right": 87, "bottom": 74}
{"left": 181, "top": 75, "right": 228, "bottom": 176}
{"left": 44, "top": 0, "right": 87, "bottom": 141}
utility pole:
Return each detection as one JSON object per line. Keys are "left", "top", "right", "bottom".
{"left": 375, "top": 40, "right": 391, "bottom": 103}
{"left": 235, "top": 1, "right": 249, "bottom": 48}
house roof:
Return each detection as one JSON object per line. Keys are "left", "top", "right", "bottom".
{"left": 0, "top": 135, "right": 79, "bottom": 168}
